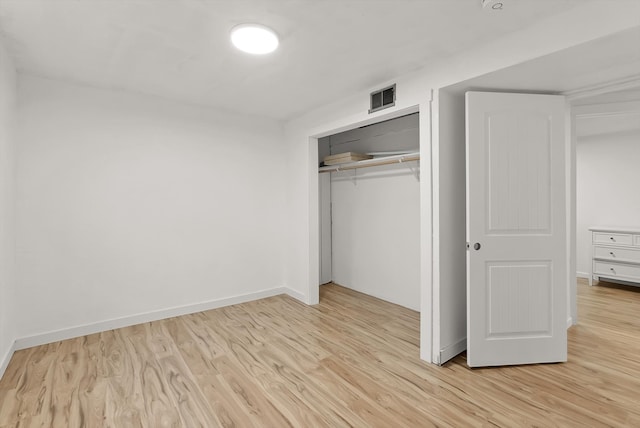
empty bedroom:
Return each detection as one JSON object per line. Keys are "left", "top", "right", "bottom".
{"left": 1, "top": 0, "right": 639, "bottom": 426}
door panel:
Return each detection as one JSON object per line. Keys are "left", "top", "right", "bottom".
{"left": 486, "top": 261, "right": 552, "bottom": 337}
{"left": 486, "top": 111, "right": 551, "bottom": 234}
{"left": 466, "top": 91, "right": 567, "bottom": 367}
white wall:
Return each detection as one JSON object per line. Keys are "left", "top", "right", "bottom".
{"left": 432, "top": 90, "right": 467, "bottom": 362}
{"left": 14, "top": 75, "right": 287, "bottom": 346}
{"left": 331, "top": 163, "right": 420, "bottom": 310}
{"left": 576, "top": 111, "right": 640, "bottom": 276}
{"left": 0, "top": 37, "right": 17, "bottom": 377}
{"left": 327, "top": 115, "right": 420, "bottom": 310}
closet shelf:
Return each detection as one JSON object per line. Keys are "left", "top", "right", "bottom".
{"left": 318, "top": 152, "right": 420, "bottom": 173}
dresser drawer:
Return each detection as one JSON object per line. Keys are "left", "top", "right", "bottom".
{"left": 635, "top": 235, "right": 640, "bottom": 247}
{"left": 593, "top": 232, "right": 633, "bottom": 246}
{"left": 594, "top": 246, "right": 640, "bottom": 263}
{"left": 594, "top": 261, "right": 640, "bottom": 281}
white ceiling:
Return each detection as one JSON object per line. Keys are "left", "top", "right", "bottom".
{"left": 0, "top": 0, "right": 609, "bottom": 121}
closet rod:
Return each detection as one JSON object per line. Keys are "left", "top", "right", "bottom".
{"left": 318, "top": 152, "right": 420, "bottom": 173}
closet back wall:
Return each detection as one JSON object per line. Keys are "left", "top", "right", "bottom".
{"left": 328, "top": 114, "right": 420, "bottom": 310}
{"left": 15, "top": 75, "right": 286, "bottom": 344}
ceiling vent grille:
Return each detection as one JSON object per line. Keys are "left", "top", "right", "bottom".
{"left": 369, "top": 84, "right": 396, "bottom": 114}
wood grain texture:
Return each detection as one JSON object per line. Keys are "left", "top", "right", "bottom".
{"left": 1, "top": 279, "right": 639, "bottom": 427}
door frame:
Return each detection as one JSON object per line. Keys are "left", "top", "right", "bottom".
{"left": 305, "top": 103, "right": 433, "bottom": 363}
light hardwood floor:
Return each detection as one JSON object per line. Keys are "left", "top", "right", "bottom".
{"left": 1, "top": 279, "right": 639, "bottom": 427}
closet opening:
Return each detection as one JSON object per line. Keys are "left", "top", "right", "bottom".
{"left": 317, "top": 112, "right": 420, "bottom": 311}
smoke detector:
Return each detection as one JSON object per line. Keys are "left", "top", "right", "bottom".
{"left": 482, "top": 0, "right": 504, "bottom": 10}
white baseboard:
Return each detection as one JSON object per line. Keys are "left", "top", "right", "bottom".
{"left": 15, "top": 286, "right": 301, "bottom": 351}
{"left": 0, "top": 340, "right": 16, "bottom": 381}
{"left": 576, "top": 271, "right": 590, "bottom": 279}
{"left": 284, "top": 287, "right": 306, "bottom": 303}
{"left": 439, "top": 337, "right": 466, "bottom": 365}
{"left": 567, "top": 316, "right": 575, "bottom": 328}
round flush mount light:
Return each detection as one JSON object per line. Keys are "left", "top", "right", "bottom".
{"left": 230, "top": 24, "right": 279, "bottom": 54}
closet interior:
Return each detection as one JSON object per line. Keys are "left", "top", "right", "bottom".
{"left": 318, "top": 112, "right": 420, "bottom": 311}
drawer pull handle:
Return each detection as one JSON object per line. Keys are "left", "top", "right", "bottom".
{"left": 610, "top": 252, "right": 615, "bottom": 256}
{"left": 610, "top": 237, "right": 615, "bottom": 241}
{"left": 610, "top": 268, "right": 616, "bottom": 274}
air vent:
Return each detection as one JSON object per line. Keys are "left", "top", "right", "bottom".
{"left": 369, "top": 84, "right": 395, "bottom": 114}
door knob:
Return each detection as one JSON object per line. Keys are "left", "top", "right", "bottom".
{"left": 474, "top": 243, "right": 481, "bottom": 250}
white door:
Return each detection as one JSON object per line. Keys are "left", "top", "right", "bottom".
{"left": 466, "top": 91, "right": 567, "bottom": 367}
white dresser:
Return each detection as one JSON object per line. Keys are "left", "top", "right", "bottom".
{"left": 589, "top": 227, "right": 640, "bottom": 286}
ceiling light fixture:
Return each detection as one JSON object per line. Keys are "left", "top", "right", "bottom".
{"left": 230, "top": 24, "right": 279, "bottom": 55}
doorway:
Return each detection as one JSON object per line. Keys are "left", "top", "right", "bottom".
{"left": 573, "top": 89, "right": 640, "bottom": 285}
{"left": 318, "top": 113, "right": 421, "bottom": 311}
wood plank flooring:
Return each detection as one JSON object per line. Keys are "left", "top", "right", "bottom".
{"left": 1, "top": 279, "right": 639, "bottom": 427}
